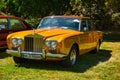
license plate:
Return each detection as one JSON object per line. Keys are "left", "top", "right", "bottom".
{"left": 23, "top": 54, "right": 41, "bottom": 59}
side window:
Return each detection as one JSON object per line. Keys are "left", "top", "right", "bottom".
{"left": 0, "top": 19, "right": 8, "bottom": 30}
{"left": 81, "top": 20, "right": 88, "bottom": 31}
{"left": 8, "top": 19, "right": 25, "bottom": 30}
{"left": 87, "top": 19, "right": 93, "bottom": 31}
{"left": 81, "top": 19, "right": 93, "bottom": 31}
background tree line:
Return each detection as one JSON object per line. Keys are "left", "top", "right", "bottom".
{"left": 0, "top": 0, "right": 120, "bottom": 30}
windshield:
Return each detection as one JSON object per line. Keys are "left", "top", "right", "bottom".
{"left": 38, "top": 17, "right": 80, "bottom": 30}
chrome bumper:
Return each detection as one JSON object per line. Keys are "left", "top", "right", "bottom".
{"left": 6, "top": 49, "right": 67, "bottom": 60}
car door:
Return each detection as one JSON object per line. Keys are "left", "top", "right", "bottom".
{"left": 0, "top": 18, "right": 28, "bottom": 48}
{"left": 79, "top": 19, "right": 93, "bottom": 54}
{"left": 0, "top": 18, "right": 9, "bottom": 48}
{"left": 86, "top": 19, "right": 97, "bottom": 50}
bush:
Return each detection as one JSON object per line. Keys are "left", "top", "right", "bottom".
{"left": 112, "top": 13, "right": 120, "bottom": 29}
{"left": 26, "top": 17, "right": 41, "bottom": 29}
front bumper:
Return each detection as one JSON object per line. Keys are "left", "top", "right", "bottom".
{"left": 6, "top": 49, "right": 67, "bottom": 60}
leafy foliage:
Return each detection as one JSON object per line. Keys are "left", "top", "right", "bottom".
{"left": 0, "top": 0, "right": 119, "bottom": 30}
{"left": 112, "top": 13, "right": 120, "bottom": 29}
{"left": 26, "top": 17, "right": 41, "bottom": 28}
{"left": 0, "top": 0, "right": 6, "bottom": 11}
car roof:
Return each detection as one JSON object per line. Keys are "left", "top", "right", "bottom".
{"left": 0, "top": 15, "right": 32, "bottom": 29}
{"left": 44, "top": 15, "right": 90, "bottom": 20}
{"left": 0, "top": 15, "right": 24, "bottom": 21}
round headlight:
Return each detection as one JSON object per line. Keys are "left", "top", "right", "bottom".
{"left": 51, "top": 41, "right": 57, "bottom": 48}
{"left": 12, "top": 38, "right": 17, "bottom": 45}
{"left": 45, "top": 41, "right": 51, "bottom": 47}
{"left": 18, "top": 39, "right": 23, "bottom": 45}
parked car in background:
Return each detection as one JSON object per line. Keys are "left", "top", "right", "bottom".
{"left": 0, "top": 15, "right": 32, "bottom": 49}
{"left": 6, "top": 16, "right": 103, "bottom": 66}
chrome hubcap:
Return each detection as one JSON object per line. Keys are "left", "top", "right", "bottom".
{"left": 70, "top": 49, "right": 76, "bottom": 65}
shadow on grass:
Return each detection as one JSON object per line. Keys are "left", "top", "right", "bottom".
{"left": 0, "top": 49, "right": 11, "bottom": 59}
{"left": 16, "top": 49, "right": 112, "bottom": 73}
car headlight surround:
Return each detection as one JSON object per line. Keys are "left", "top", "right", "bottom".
{"left": 12, "top": 38, "right": 23, "bottom": 45}
{"left": 51, "top": 41, "right": 57, "bottom": 48}
{"left": 45, "top": 41, "right": 51, "bottom": 47}
{"left": 12, "top": 38, "right": 17, "bottom": 45}
{"left": 18, "top": 38, "right": 23, "bottom": 45}
{"left": 45, "top": 40, "right": 57, "bottom": 48}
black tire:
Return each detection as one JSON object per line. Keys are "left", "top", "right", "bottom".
{"left": 0, "top": 48, "right": 7, "bottom": 52}
{"left": 13, "top": 56, "right": 24, "bottom": 64}
{"left": 63, "top": 45, "right": 78, "bottom": 67}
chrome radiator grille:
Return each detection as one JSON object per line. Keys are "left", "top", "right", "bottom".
{"left": 24, "top": 34, "right": 44, "bottom": 52}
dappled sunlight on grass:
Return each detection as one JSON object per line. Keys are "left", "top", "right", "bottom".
{"left": 101, "top": 42, "right": 120, "bottom": 50}
{"left": 0, "top": 52, "right": 13, "bottom": 66}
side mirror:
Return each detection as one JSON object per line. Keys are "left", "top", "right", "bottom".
{"left": 83, "top": 27, "right": 87, "bottom": 31}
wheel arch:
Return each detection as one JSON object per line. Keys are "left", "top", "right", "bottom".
{"left": 98, "top": 39, "right": 102, "bottom": 46}
{"left": 71, "top": 43, "right": 79, "bottom": 56}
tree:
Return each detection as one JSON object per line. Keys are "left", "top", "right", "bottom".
{"left": 0, "top": 0, "right": 119, "bottom": 30}
{"left": 0, "top": 0, "right": 6, "bottom": 13}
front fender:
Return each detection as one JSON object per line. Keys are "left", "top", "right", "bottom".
{"left": 60, "top": 35, "right": 80, "bottom": 55}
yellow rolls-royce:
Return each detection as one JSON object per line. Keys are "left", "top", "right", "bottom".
{"left": 6, "top": 16, "right": 103, "bottom": 66}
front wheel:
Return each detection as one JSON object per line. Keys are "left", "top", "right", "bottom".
{"left": 63, "top": 46, "right": 78, "bottom": 67}
{"left": 13, "top": 56, "right": 25, "bottom": 64}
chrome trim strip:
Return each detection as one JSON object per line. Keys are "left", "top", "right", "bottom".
{"left": 6, "top": 49, "right": 67, "bottom": 59}
{"left": 45, "top": 53, "right": 67, "bottom": 58}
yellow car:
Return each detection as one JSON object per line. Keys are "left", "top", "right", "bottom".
{"left": 6, "top": 16, "right": 103, "bottom": 66}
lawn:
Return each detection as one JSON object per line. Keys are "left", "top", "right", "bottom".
{"left": 0, "top": 32, "right": 120, "bottom": 80}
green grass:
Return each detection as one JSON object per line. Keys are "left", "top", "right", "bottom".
{"left": 0, "top": 32, "right": 120, "bottom": 80}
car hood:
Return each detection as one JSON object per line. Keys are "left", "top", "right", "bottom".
{"left": 8, "top": 28, "right": 82, "bottom": 41}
